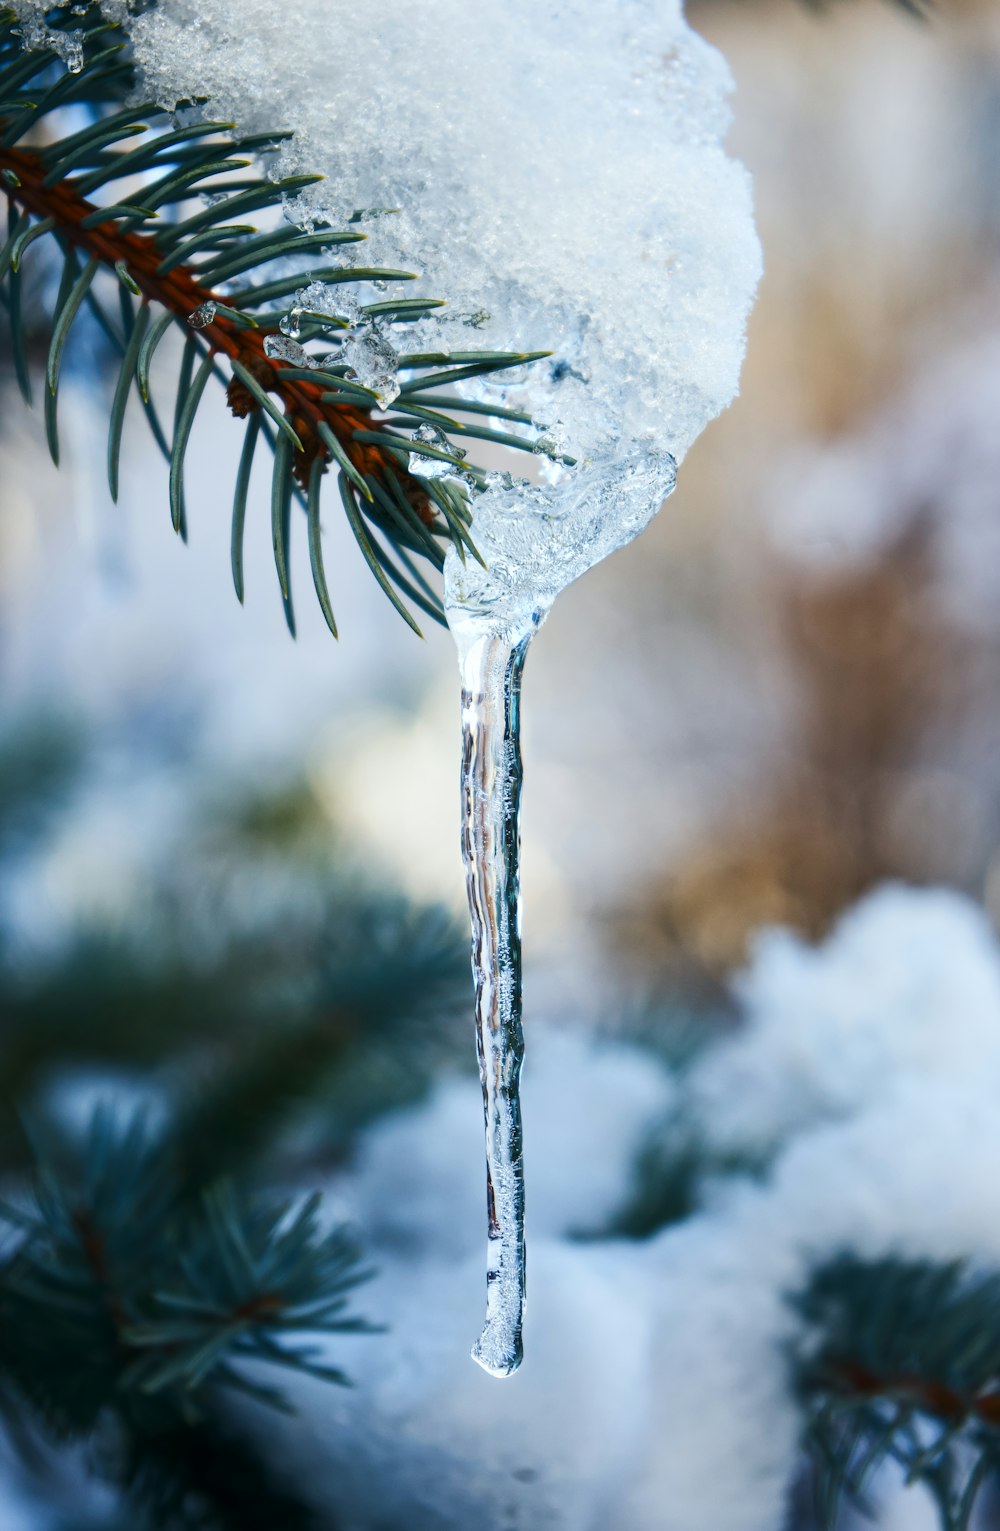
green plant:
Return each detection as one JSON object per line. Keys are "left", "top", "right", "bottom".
{"left": 796, "top": 1256, "right": 1000, "bottom": 1531}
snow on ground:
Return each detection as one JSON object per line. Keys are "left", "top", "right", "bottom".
{"left": 238, "top": 884, "right": 1000, "bottom": 1530}
{"left": 688, "top": 883, "right": 1000, "bottom": 1159}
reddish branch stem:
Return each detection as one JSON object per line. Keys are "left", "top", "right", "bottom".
{"left": 826, "top": 1359, "right": 1000, "bottom": 1430}
{"left": 71, "top": 1206, "right": 128, "bottom": 1334}
{"left": 0, "top": 136, "right": 432, "bottom": 513}
{"left": 71, "top": 1206, "right": 282, "bottom": 1346}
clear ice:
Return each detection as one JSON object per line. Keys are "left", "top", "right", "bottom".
{"left": 341, "top": 325, "right": 400, "bottom": 408}
{"left": 9, "top": 2, "right": 85, "bottom": 70}
{"left": 446, "top": 451, "right": 679, "bottom": 1378}
{"left": 263, "top": 334, "right": 316, "bottom": 369}
{"left": 408, "top": 423, "right": 468, "bottom": 481}
{"left": 187, "top": 301, "right": 217, "bottom": 330}
{"left": 292, "top": 279, "right": 363, "bottom": 328}
{"left": 454, "top": 614, "right": 539, "bottom": 1377}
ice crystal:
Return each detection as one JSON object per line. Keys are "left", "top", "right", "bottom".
{"left": 187, "top": 301, "right": 216, "bottom": 330}
{"left": 294, "top": 279, "right": 363, "bottom": 328}
{"left": 263, "top": 334, "right": 316, "bottom": 369}
{"left": 408, "top": 423, "right": 466, "bottom": 481}
{"left": 446, "top": 447, "right": 680, "bottom": 625}
{"left": 341, "top": 325, "right": 400, "bottom": 407}
{"left": 9, "top": 2, "right": 84, "bottom": 69}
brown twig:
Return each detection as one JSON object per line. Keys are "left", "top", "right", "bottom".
{"left": 824, "top": 1358, "right": 1000, "bottom": 1430}
{"left": 0, "top": 136, "right": 435, "bottom": 516}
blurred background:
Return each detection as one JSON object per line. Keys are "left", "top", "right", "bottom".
{"left": 3, "top": 1, "right": 1000, "bottom": 1527}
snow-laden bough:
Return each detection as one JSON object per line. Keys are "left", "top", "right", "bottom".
{"left": 117, "top": 0, "right": 761, "bottom": 1373}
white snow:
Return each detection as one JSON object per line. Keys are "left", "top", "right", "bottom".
{"left": 239, "top": 884, "right": 1000, "bottom": 1531}
{"left": 126, "top": 1, "right": 760, "bottom": 454}
{"left": 620, "top": 1079, "right": 1000, "bottom": 1531}
{"left": 688, "top": 883, "right": 1000, "bottom": 1160}
{"left": 117, "top": 0, "right": 761, "bottom": 621}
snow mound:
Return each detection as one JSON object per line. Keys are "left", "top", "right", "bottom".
{"left": 122, "top": 0, "right": 761, "bottom": 621}
{"left": 260, "top": 886, "right": 1000, "bottom": 1530}
{"left": 690, "top": 884, "right": 1000, "bottom": 1159}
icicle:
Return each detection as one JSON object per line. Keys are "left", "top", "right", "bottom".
{"left": 454, "top": 609, "right": 544, "bottom": 1377}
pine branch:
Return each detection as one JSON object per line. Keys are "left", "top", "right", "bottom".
{"left": 0, "top": 1109, "right": 373, "bottom": 1407}
{"left": 0, "top": 739, "right": 470, "bottom": 1522}
{"left": 0, "top": 1108, "right": 373, "bottom": 1524}
{"left": 794, "top": 1256, "right": 1000, "bottom": 1531}
{"left": 0, "top": 2, "right": 560, "bottom": 636}
{"left": 0, "top": 719, "right": 76, "bottom": 854}
{"left": 173, "top": 897, "right": 469, "bottom": 1189}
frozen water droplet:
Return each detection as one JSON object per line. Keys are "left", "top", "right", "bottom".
{"left": 293, "top": 280, "right": 362, "bottom": 328}
{"left": 187, "top": 301, "right": 216, "bottom": 329}
{"left": 532, "top": 425, "right": 571, "bottom": 463}
{"left": 282, "top": 192, "right": 317, "bottom": 232}
{"left": 481, "top": 470, "right": 518, "bottom": 494}
{"left": 264, "top": 334, "right": 315, "bottom": 368}
{"left": 343, "top": 325, "right": 400, "bottom": 407}
{"left": 408, "top": 422, "right": 465, "bottom": 481}
{"left": 279, "top": 308, "right": 302, "bottom": 339}
{"left": 14, "top": 13, "right": 85, "bottom": 69}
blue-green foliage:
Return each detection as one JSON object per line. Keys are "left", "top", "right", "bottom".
{"left": 795, "top": 1256, "right": 1000, "bottom": 1530}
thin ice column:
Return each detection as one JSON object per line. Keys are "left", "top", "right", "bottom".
{"left": 456, "top": 616, "right": 538, "bottom": 1377}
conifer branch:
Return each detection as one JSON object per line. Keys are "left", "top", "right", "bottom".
{"left": 0, "top": 2, "right": 558, "bottom": 636}
{"left": 0, "top": 1109, "right": 373, "bottom": 1418}
{"left": 0, "top": 1104, "right": 374, "bottom": 1527}
{"left": 795, "top": 1257, "right": 1000, "bottom": 1531}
